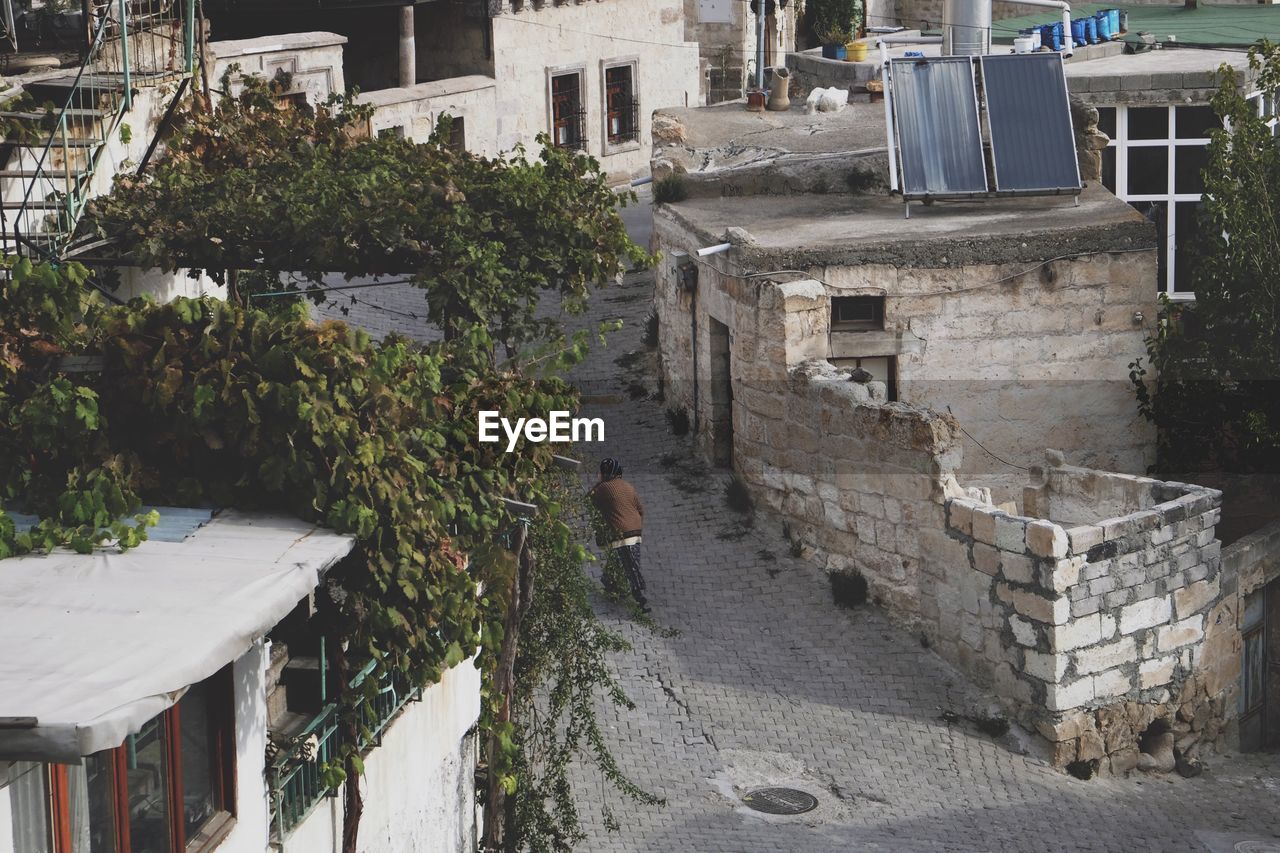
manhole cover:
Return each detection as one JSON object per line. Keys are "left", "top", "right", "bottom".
{"left": 741, "top": 787, "right": 818, "bottom": 815}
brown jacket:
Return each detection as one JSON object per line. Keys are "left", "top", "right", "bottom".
{"left": 591, "top": 477, "right": 644, "bottom": 537}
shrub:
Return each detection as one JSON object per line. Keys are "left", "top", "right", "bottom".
{"left": 653, "top": 175, "right": 689, "bottom": 205}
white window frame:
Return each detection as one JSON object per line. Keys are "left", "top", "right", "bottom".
{"left": 1100, "top": 104, "right": 1216, "bottom": 302}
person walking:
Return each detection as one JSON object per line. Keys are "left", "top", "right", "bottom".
{"left": 589, "top": 457, "right": 648, "bottom": 611}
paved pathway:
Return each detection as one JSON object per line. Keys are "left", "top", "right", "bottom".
{"left": 331, "top": 189, "right": 1280, "bottom": 853}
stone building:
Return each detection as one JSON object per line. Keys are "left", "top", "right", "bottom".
{"left": 790, "top": 3, "right": 1280, "bottom": 301}
{"left": 648, "top": 96, "right": 1280, "bottom": 765}
{"left": 683, "top": 0, "right": 798, "bottom": 103}
{"left": 204, "top": 0, "right": 702, "bottom": 180}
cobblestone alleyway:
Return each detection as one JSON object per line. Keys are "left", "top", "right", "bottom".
{"left": 320, "top": 193, "right": 1279, "bottom": 853}
{"left": 551, "top": 193, "right": 1280, "bottom": 853}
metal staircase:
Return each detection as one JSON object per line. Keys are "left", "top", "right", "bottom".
{"left": 1, "top": 0, "right": 195, "bottom": 262}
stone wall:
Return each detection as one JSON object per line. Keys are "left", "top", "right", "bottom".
{"left": 358, "top": 77, "right": 500, "bottom": 157}
{"left": 210, "top": 33, "right": 348, "bottom": 103}
{"left": 490, "top": 0, "right": 702, "bottom": 181}
{"left": 682, "top": 0, "right": 798, "bottom": 103}
{"left": 653, "top": 207, "right": 1158, "bottom": 487}
{"left": 938, "top": 462, "right": 1230, "bottom": 774}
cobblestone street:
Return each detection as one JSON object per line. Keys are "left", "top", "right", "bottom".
{"left": 558, "top": 265, "right": 1279, "bottom": 853}
{"left": 326, "top": 195, "right": 1280, "bottom": 853}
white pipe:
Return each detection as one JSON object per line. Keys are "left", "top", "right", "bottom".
{"left": 697, "top": 243, "right": 732, "bottom": 257}
{"left": 879, "top": 40, "right": 898, "bottom": 194}
{"left": 1004, "top": 0, "right": 1074, "bottom": 56}
{"left": 876, "top": 35, "right": 943, "bottom": 44}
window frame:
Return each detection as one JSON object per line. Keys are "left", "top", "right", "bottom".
{"left": 830, "top": 295, "right": 886, "bottom": 331}
{"left": 547, "top": 66, "right": 587, "bottom": 151}
{"left": 1098, "top": 103, "right": 1214, "bottom": 302}
{"left": 601, "top": 58, "right": 641, "bottom": 153}
{"left": 20, "top": 666, "right": 237, "bottom": 853}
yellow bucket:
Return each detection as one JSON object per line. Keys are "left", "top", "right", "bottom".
{"left": 845, "top": 40, "right": 868, "bottom": 61}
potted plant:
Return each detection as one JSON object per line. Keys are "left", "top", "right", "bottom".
{"left": 818, "top": 23, "right": 851, "bottom": 60}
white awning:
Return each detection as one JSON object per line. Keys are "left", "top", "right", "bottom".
{"left": 0, "top": 510, "right": 354, "bottom": 763}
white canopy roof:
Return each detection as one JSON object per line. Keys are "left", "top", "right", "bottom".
{"left": 0, "top": 510, "right": 354, "bottom": 763}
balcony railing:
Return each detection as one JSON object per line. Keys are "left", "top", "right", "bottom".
{"left": 267, "top": 659, "right": 420, "bottom": 841}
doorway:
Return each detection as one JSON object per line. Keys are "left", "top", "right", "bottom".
{"left": 1241, "top": 576, "right": 1280, "bottom": 751}
{"left": 708, "top": 318, "right": 733, "bottom": 468}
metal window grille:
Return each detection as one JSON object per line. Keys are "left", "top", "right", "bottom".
{"left": 552, "top": 75, "right": 586, "bottom": 149}
{"left": 606, "top": 67, "right": 639, "bottom": 144}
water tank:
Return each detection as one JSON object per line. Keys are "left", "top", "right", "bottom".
{"left": 943, "top": 0, "right": 992, "bottom": 55}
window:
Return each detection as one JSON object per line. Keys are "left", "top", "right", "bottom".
{"left": 1096, "top": 104, "right": 1218, "bottom": 300}
{"left": 605, "top": 65, "right": 639, "bottom": 145}
{"left": 550, "top": 72, "right": 586, "bottom": 150}
{"left": 2, "top": 669, "right": 235, "bottom": 853}
{"left": 831, "top": 295, "right": 885, "bottom": 331}
{"left": 445, "top": 116, "right": 466, "bottom": 153}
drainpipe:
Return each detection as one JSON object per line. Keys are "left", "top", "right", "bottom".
{"left": 398, "top": 4, "right": 416, "bottom": 88}
{"left": 999, "top": 0, "right": 1074, "bottom": 55}
{"left": 755, "top": 0, "right": 766, "bottom": 89}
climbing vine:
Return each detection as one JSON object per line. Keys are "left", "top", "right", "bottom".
{"left": 84, "top": 70, "right": 649, "bottom": 350}
{"left": 4, "top": 61, "right": 658, "bottom": 845}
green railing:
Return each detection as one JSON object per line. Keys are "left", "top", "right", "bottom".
{"left": 4, "top": 0, "right": 196, "bottom": 260}
{"left": 267, "top": 659, "right": 421, "bottom": 841}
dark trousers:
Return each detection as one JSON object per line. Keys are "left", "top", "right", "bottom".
{"left": 611, "top": 543, "right": 646, "bottom": 604}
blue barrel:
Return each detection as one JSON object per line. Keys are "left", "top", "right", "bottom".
{"left": 1095, "top": 11, "right": 1112, "bottom": 40}
{"left": 1110, "top": 8, "right": 1122, "bottom": 34}
{"left": 1071, "top": 18, "right": 1086, "bottom": 46}
{"left": 1085, "top": 15, "right": 1099, "bottom": 44}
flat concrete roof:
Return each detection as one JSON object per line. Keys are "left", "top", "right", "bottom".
{"left": 994, "top": 3, "right": 1280, "bottom": 49}
{"left": 656, "top": 100, "right": 888, "bottom": 163}
{"left": 658, "top": 184, "right": 1154, "bottom": 269}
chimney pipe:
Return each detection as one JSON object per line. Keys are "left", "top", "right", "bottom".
{"left": 943, "top": 0, "right": 992, "bottom": 56}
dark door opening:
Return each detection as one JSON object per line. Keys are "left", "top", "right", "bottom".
{"left": 1242, "top": 576, "right": 1280, "bottom": 752}
{"left": 709, "top": 318, "right": 733, "bottom": 468}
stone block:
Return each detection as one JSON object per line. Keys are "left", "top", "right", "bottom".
{"left": 1045, "top": 676, "right": 1094, "bottom": 711}
{"left": 1110, "top": 747, "right": 1141, "bottom": 775}
{"left": 1009, "top": 613, "right": 1038, "bottom": 647}
{"left": 1156, "top": 615, "right": 1204, "bottom": 652}
{"left": 1024, "top": 649, "right": 1069, "bottom": 683}
{"left": 1036, "top": 711, "right": 1090, "bottom": 743}
{"left": 1027, "top": 520, "right": 1069, "bottom": 559}
{"left": 1119, "top": 596, "right": 1171, "bottom": 634}
{"left": 1077, "top": 729, "right": 1106, "bottom": 761}
{"left": 1046, "top": 557, "right": 1084, "bottom": 593}
{"left": 1051, "top": 613, "right": 1102, "bottom": 652}
{"left": 1067, "top": 525, "right": 1104, "bottom": 555}
{"left": 1072, "top": 595, "right": 1102, "bottom": 618}
{"left": 1089, "top": 575, "right": 1116, "bottom": 596}
{"left": 972, "top": 507, "right": 999, "bottom": 546}
{"left": 1094, "top": 668, "right": 1132, "bottom": 699}
{"left": 1074, "top": 637, "right": 1137, "bottom": 676}
{"left": 1105, "top": 588, "right": 1132, "bottom": 609}
{"left": 1002, "top": 553, "right": 1036, "bottom": 585}
{"left": 1174, "top": 577, "right": 1219, "bottom": 618}
{"left": 1139, "top": 656, "right": 1177, "bottom": 689}
{"left": 998, "top": 583, "right": 1070, "bottom": 625}
{"left": 973, "top": 543, "right": 1000, "bottom": 576}
{"left": 995, "top": 515, "right": 1028, "bottom": 554}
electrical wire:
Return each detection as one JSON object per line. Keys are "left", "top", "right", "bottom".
{"left": 955, "top": 420, "right": 1031, "bottom": 471}
{"left": 249, "top": 276, "right": 418, "bottom": 300}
